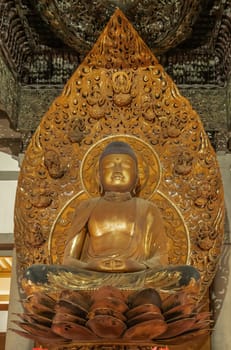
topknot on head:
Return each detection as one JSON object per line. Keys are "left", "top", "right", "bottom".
{"left": 100, "top": 141, "right": 137, "bottom": 164}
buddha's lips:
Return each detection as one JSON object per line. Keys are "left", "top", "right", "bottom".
{"left": 111, "top": 173, "right": 124, "bottom": 181}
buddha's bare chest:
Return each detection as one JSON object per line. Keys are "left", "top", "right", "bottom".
{"left": 88, "top": 199, "right": 136, "bottom": 238}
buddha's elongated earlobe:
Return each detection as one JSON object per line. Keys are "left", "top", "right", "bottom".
{"left": 132, "top": 187, "right": 136, "bottom": 196}
{"left": 133, "top": 177, "right": 141, "bottom": 196}
{"left": 99, "top": 182, "right": 104, "bottom": 195}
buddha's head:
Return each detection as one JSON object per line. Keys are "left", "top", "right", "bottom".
{"left": 99, "top": 141, "right": 138, "bottom": 194}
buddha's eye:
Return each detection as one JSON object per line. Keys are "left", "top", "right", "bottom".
{"left": 103, "top": 162, "right": 115, "bottom": 168}
{"left": 122, "top": 161, "right": 133, "bottom": 168}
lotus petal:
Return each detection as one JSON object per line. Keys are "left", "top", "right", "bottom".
{"left": 12, "top": 321, "right": 59, "bottom": 339}
{"left": 127, "top": 288, "right": 162, "bottom": 309}
{"left": 88, "top": 307, "right": 126, "bottom": 322}
{"left": 52, "top": 321, "right": 98, "bottom": 340}
{"left": 87, "top": 315, "right": 127, "bottom": 338}
{"left": 15, "top": 312, "right": 52, "bottom": 326}
{"left": 56, "top": 299, "right": 88, "bottom": 318}
{"left": 164, "top": 303, "right": 195, "bottom": 321}
{"left": 127, "top": 311, "right": 164, "bottom": 327}
{"left": 59, "top": 289, "right": 91, "bottom": 309}
{"left": 126, "top": 303, "right": 162, "bottom": 319}
{"left": 53, "top": 312, "right": 86, "bottom": 325}
{"left": 27, "top": 292, "right": 56, "bottom": 308}
{"left": 22, "top": 300, "right": 55, "bottom": 317}
{"left": 9, "top": 328, "right": 67, "bottom": 345}
{"left": 124, "top": 319, "right": 167, "bottom": 340}
{"left": 156, "top": 317, "right": 197, "bottom": 339}
{"left": 90, "top": 297, "right": 128, "bottom": 313}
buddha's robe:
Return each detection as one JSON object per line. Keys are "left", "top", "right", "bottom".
{"left": 64, "top": 196, "right": 168, "bottom": 271}
{"left": 24, "top": 196, "right": 200, "bottom": 291}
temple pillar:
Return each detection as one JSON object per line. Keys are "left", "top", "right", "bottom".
{"left": 212, "top": 153, "right": 231, "bottom": 349}
{"left": 5, "top": 248, "right": 33, "bottom": 350}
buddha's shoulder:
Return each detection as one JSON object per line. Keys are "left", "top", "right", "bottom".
{"left": 135, "top": 197, "right": 160, "bottom": 212}
{"left": 76, "top": 197, "right": 100, "bottom": 211}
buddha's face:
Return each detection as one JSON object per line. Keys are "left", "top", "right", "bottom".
{"left": 99, "top": 153, "right": 137, "bottom": 193}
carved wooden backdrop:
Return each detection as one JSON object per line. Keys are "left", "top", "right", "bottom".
{"left": 14, "top": 9, "right": 224, "bottom": 302}
{"left": 35, "top": 0, "right": 202, "bottom": 54}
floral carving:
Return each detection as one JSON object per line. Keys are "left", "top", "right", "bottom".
{"left": 26, "top": 222, "right": 46, "bottom": 248}
{"left": 34, "top": 0, "right": 202, "bottom": 54}
{"left": 112, "top": 72, "right": 134, "bottom": 107}
{"left": 14, "top": 10, "right": 224, "bottom": 303}
{"left": 197, "top": 223, "right": 214, "bottom": 251}
{"left": 174, "top": 151, "right": 193, "bottom": 175}
{"left": 44, "top": 150, "right": 66, "bottom": 179}
{"left": 68, "top": 119, "right": 88, "bottom": 144}
{"left": 29, "top": 187, "right": 53, "bottom": 209}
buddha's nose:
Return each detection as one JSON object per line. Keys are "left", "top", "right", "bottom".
{"left": 114, "top": 162, "right": 122, "bottom": 172}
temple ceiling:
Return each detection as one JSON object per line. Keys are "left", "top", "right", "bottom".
{"left": 0, "top": 0, "right": 230, "bottom": 86}
{"left": 0, "top": 0, "right": 230, "bottom": 153}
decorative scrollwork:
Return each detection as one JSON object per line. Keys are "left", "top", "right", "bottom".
{"left": 15, "top": 9, "right": 224, "bottom": 303}
{"left": 34, "top": 0, "right": 202, "bottom": 54}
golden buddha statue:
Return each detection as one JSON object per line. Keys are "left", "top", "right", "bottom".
{"left": 14, "top": 10, "right": 224, "bottom": 347}
{"left": 64, "top": 140, "right": 168, "bottom": 272}
{"left": 24, "top": 141, "right": 199, "bottom": 292}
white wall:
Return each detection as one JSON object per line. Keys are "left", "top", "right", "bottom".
{"left": 0, "top": 181, "right": 18, "bottom": 233}
{"left": 0, "top": 151, "right": 19, "bottom": 333}
{"left": 0, "top": 311, "right": 8, "bottom": 332}
{"left": 0, "top": 151, "right": 19, "bottom": 234}
{"left": 0, "top": 152, "right": 19, "bottom": 172}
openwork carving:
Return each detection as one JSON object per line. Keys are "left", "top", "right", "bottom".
{"left": 1, "top": 0, "right": 230, "bottom": 93}
{"left": 15, "top": 8, "right": 224, "bottom": 312}
{"left": 34, "top": 0, "right": 202, "bottom": 55}
{"left": 0, "top": 0, "right": 31, "bottom": 84}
